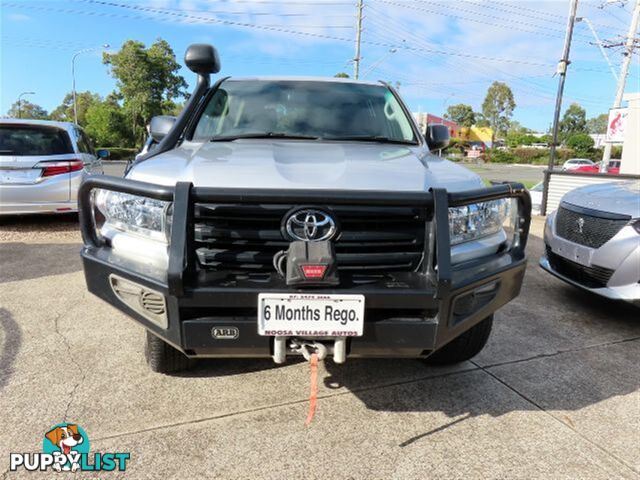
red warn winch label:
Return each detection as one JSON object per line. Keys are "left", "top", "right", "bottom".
{"left": 301, "top": 265, "right": 327, "bottom": 279}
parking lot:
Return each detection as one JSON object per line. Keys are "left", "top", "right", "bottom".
{"left": 1, "top": 183, "right": 639, "bottom": 479}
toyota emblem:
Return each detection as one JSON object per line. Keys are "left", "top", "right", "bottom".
{"left": 285, "top": 209, "right": 337, "bottom": 242}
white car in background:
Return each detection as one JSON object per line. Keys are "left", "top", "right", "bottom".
{"left": 0, "top": 119, "right": 106, "bottom": 215}
{"left": 561, "top": 158, "right": 595, "bottom": 171}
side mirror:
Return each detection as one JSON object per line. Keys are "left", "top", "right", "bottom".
{"left": 425, "top": 125, "right": 450, "bottom": 152}
{"left": 149, "top": 115, "right": 177, "bottom": 143}
{"left": 185, "top": 44, "right": 221, "bottom": 76}
{"left": 96, "top": 149, "right": 110, "bottom": 159}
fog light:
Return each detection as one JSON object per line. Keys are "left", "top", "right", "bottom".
{"left": 109, "top": 274, "right": 168, "bottom": 328}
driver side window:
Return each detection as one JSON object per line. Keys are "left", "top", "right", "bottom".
{"left": 193, "top": 89, "right": 240, "bottom": 141}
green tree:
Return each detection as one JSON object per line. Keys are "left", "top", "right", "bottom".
{"left": 85, "top": 96, "right": 132, "bottom": 147}
{"left": 162, "top": 100, "right": 186, "bottom": 117}
{"left": 50, "top": 91, "right": 102, "bottom": 126}
{"left": 334, "top": 72, "right": 350, "bottom": 78}
{"left": 586, "top": 113, "right": 608, "bottom": 134}
{"left": 50, "top": 91, "right": 101, "bottom": 126}
{"left": 474, "top": 114, "right": 490, "bottom": 128}
{"left": 539, "top": 134, "right": 552, "bottom": 145}
{"left": 507, "top": 121, "right": 532, "bottom": 135}
{"left": 7, "top": 100, "right": 49, "bottom": 119}
{"left": 481, "top": 81, "right": 516, "bottom": 144}
{"left": 559, "top": 103, "right": 587, "bottom": 141}
{"left": 565, "top": 132, "right": 594, "bottom": 154}
{"left": 444, "top": 103, "right": 475, "bottom": 127}
{"left": 506, "top": 132, "right": 539, "bottom": 148}
{"left": 103, "top": 38, "right": 188, "bottom": 146}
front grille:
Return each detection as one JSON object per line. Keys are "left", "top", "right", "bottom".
{"left": 555, "top": 205, "right": 628, "bottom": 249}
{"left": 193, "top": 204, "right": 426, "bottom": 275}
{"left": 546, "top": 246, "right": 614, "bottom": 288}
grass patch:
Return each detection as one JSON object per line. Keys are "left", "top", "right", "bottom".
{"left": 482, "top": 179, "right": 537, "bottom": 189}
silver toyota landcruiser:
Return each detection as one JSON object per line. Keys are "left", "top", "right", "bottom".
{"left": 79, "top": 44, "right": 531, "bottom": 373}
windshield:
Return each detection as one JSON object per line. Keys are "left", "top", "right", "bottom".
{"left": 193, "top": 80, "right": 417, "bottom": 143}
{"left": 0, "top": 125, "right": 73, "bottom": 156}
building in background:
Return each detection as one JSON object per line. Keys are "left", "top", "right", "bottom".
{"left": 413, "top": 113, "right": 460, "bottom": 137}
{"left": 459, "top": 126, "right": 494, "bottom": 149}
{"left": 412, "top": 112, "right": 494, "bottom": 150}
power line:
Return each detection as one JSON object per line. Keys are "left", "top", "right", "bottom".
{"left": 365, "top": 6, "right": 613, "bottom": 76}
{"left": 373, "top": 0, "right": 596, "bottom": 44}
{"left": 480, "top": 0, "right": 626, "bottom": 32}
{"left": 4, "top": 0, "right": 574, "bottom": 68}
{"left": 364, "top": 10, "right": 613, "bottom": 108}
{"left": 82, "top": 0, "right": 353, "bottom": 28}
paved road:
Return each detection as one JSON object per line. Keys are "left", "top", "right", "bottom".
{"left": 0, "top": 214, "right": 638, "bottom": 479}
{"left": 462, "top": 162, "right": 545, "bottom": 186}
{"left": 103, "top": 161, "right": 127, "bottom": 177}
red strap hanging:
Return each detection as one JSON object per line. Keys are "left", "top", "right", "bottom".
{"left": 305, "top": 353, "right": 319, "bottom": 426}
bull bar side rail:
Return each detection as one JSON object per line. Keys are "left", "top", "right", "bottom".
{"left": 78, "top": 176, "right": 531, "bottom": 297}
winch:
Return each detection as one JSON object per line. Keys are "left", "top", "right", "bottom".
{"left": 273, "top": 240, "right": 339, "bottom": 287}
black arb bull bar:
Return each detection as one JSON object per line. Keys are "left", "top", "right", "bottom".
{"left": 78, "top": 176, "right": 531, "bottom": 361}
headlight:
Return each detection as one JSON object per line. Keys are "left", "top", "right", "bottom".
{"left": 449, "top": 199, "right": 511, "bottom": 245}
{"left": 94, "top": 189, "right": 172, "bottom": 243}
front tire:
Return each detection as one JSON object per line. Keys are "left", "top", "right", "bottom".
{"left": 425, "top": 315, "right": 493, "bottom": 365}
{"left": 144, "top": 331, "right": 195, "bottom": 373}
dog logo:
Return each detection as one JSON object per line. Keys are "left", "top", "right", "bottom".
{"left": 9, "top": 422, "right": 130, "bottom": 472}
{"left": 44, "top": 424, "right": 86, "bottom": 472}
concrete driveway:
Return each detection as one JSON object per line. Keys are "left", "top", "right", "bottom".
{"left": 0, "top": 213, "right": 638, "bottom": 479}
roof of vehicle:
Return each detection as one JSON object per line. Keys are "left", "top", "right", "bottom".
{"left": 0, "top": 118, "right": 77, "bottom": 131}
{"left": 223, "top": 76, "right": 387, "bottom": 87}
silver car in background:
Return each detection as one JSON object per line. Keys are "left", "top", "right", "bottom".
{"left": 540, "top": 181, "right": 640, "bottom": 305}
{"left": 0, "top": 119, "right": 106, "bottom": 215}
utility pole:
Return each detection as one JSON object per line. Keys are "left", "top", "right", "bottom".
{"left": 72, "top": 44, "right": 109, "bottom": 124}
{"left": 541, "top": 0, "right": 579, "bottom": 216}
{"left": 601, "top": 0, "right": 640, "bottom": 167}
{"left": 353, "top": 0, "right": 364, "bottom": 79}
{"left": 17, "top": 91, "right": 35, "bottom": 119}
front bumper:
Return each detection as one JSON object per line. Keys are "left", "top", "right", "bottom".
{"left": 541, "top": 211, "right": 640, "bottom": 305}
{"left": 79, "top": 177, "right": 531, "bottom": 361}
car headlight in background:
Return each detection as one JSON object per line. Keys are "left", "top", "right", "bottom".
{"left": 94, "top": 189, "right": 172, "bottom": 243}
{"left": 449, "top": 199, "right": 511, "bottom": 245}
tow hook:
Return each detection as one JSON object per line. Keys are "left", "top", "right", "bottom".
{"left": 272, "top": 337, "right": 347, "bottom": 364}
{"left": 290, "top": 339, "right": 328, "bottom": 361}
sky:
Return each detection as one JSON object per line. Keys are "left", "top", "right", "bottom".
{"left": 1, "top": 0, "right": 639, "bottom": 131}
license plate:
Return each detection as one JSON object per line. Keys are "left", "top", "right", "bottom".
{"left": 0, "top": 169, "right": 40, "bottom": 184}
{"left": 257, "top": 293, "right": 365, "bottom": 337}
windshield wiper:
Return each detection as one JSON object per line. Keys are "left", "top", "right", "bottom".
{"left": 210, "top": 132, "right": 320, "bottom": 142}
{"left": 321, "top": 135, "right": 417, "bottom": 145}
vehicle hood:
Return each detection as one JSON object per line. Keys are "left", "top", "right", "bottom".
{"left": 562, "top": 181, "right": 640, "bottom": 218}
{"left": 127, "top": 140, "right": 483, "bottom": 193}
